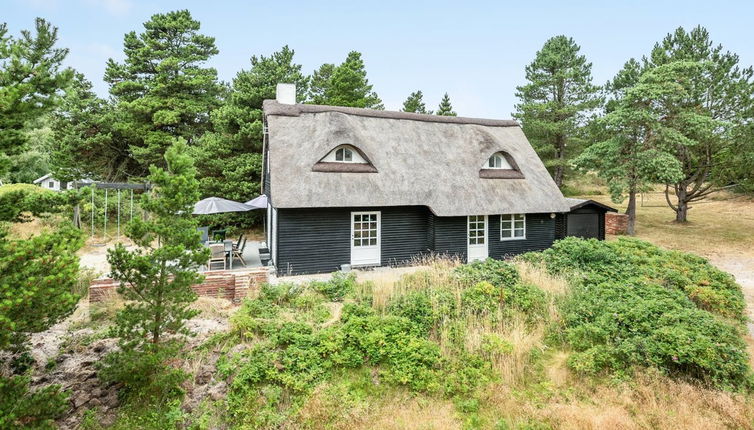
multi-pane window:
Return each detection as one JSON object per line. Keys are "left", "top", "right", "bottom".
{"left": 487, "top": 152, "right": 513, "bottom": 169}
{"left": 335, "top": 147, "right": 353, "bottom": 162}
{"left": 501, "top": 214, "right": 525, "bottom": 239}
{"left": 468, "top": 215, "right": 486, "bottom": 245}
{"left": 353, "top": 213, "right": 378, "bottom": 247}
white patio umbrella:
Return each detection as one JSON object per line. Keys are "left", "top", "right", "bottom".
{"left": 244, "top": 194, "right": 268, "bottom": 209}
{"left": 192, "top": 197, "right": 252, "bottom": 215}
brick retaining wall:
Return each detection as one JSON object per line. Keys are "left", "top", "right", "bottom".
{"left": 89, "top": 269, "right": 269, "bottom": 304}
{"left": 605, "top": 212, "right": 628, "bottom": 235}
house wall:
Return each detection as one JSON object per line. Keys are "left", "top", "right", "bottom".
{"left": 488, "top": 213, "right": 556, "bottom": 258}
{"left": 276, "top": 207, "right": 558, "bottom": 275}
{"left": 276, "top": 206, "right": 432, "bottom": 275}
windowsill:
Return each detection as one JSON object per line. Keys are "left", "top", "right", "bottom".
{"left": 480, "top": 169, "right": 525, "bottom": 179}
{"left": 312, "top": 162, "right": 378, "bottom": 173}
{"left": 500, "top": 237, "right": 526, "bottom": 241}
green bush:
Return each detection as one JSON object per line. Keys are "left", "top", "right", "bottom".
{"left": 387, "top": 286, "right": 457, "bottom": 334}
{"left": 99, "top": 342, "right": 188, "bottom": 403}
{"left": 526, "top": 237, "right": 752, "bottom": 389}
{"left": 0, "top": 184, "right": 81, "bottom": 223}
{"left": 525, "top": 237, "right": 746, "bottom": 321}
{"left": 0, "top": 375, "right": 69, "bottom": 429}
{"left": 454, "top": 259, "right": 547, "bottom": 317}
{"left": 220, "top": 301, "right": 490, "bottom": 427}
{"left": 311, "top": 271, "right": 356, "bottom": 301}
{"left": 563, "top": 279, "right": 752, "bottom": 389}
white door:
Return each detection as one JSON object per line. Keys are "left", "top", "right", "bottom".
{"left": 467, "top": 215, "right": 488, "bottom": 262}
{"left": 351, "top": 211, "right": 381, "bottom": 266}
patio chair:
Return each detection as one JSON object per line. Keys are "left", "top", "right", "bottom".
{"left": 208, "top": 243, "right": 226, "bottom": 271}
{"left": 232, "top": 237, "right": 247, "bottom": 266}
{"left": 233, "top": 234, "right": 244, "bottom": 250}
{"left": 197, "top": 226, "right": 209, "bottom": 243}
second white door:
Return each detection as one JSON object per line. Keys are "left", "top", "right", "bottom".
{"left": 351, "top": 211, "right": 381, "bottom": 266}
{"left": 467, "top": 215, "right": 488, "bottom": 262}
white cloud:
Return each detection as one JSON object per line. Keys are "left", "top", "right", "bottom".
{"left": 81, "top": 0, "right": 133, "bottom": 16}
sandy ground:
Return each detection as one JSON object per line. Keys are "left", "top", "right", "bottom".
{"left": 708, "top": 252, "right": 754, "bottom": 334}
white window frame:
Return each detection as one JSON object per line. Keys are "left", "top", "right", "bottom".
{"left": 323, "top": 144, "right": 366, "bottom": 164}
{"left": 335, "top": 147, "right": 353, "bottom": 162}
{"left": 500, "top": 214, "right": 526, "bottom": 240}
{"left": 487, "top": 153, "right": 513, "bottom": 169}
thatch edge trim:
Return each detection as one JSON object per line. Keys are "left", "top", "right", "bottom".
{"left": 263, "top": 100, "right": 519, "bottom": 127}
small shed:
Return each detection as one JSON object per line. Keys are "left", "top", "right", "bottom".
{"left": 33, "top": 173, "right": 68, "bottom": 191}
{"left": 555, "top": 198, "right": 617, "bottom": 241}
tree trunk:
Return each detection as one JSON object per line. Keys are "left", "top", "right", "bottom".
{"left": 675, "top": 186, "right": 689, "bottom": 223}
{"left": 625, "top": 190, "right": 637, "bottom": 235}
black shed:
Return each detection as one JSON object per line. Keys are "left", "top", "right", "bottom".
{"left": 555, "top": 198, "right": 617, "bottom": 241}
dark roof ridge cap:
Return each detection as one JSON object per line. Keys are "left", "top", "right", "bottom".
{"left": 262, "top": 99, "right": 519, "bottom": 127}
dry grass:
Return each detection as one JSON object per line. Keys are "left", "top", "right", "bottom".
{"left": 190, "top": 296, "right": 236, "bottom": 320}
{"left": 476, "top": 370, "right": 754, "bottom": 430}
{"left": 294, "top": 385, "right": 462, "bottom": 430}
{"left": 582, "top": 189, "right": 754, "bottom": 259}
{"left": 516, "top": 261, "right": 569, "bottom": 296}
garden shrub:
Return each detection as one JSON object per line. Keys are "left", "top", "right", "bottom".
{"left": 0, "top": 375, "right": 69, "bottom": 430}
{"left": 563, "top": 279, "right": 752, "bottom": 389}
{"left": 454, "top": 259, "right": 548, "bottom": 317}
{"left": 386, "top": 282, "right": 461, "bottom": 336}
{"left": 526, "top": 237, "right": 752, "bottom": 389}
{"left": 311, "top": 271, "right": 356, "bottom": 301}
{"left": 526, "top": 237, "right": 745, "bottom": 321}
{"left": 220, "top": 301, "right": 490, "bottom": 427}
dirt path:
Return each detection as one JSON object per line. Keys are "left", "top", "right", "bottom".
{"left": 708, "top": 252, "right": 754, "bottom": 334}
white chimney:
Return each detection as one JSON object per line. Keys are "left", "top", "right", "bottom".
{"left": 276, "top": 83, "right": 296, "bottom": 105}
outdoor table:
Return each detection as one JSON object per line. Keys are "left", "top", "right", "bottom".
{"left": 224, "top": 239, "right": 234, "bottom": 269}
{"left": 205, "top": 239, "right": 234, "bottom": 270}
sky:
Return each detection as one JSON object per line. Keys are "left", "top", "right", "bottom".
{"left": 6, "top": 0, "right": 754, "bottom": 119}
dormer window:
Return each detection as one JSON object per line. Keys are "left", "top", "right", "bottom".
{"left": 479, "top": 151, "right": 524, "bottom": 179}
{"left": 313, "top": 144, "right": 378, "bottom": 173}
{"left": 335, "top": 147, "right": 353, "bottom": 162}
{"left": 488, "top": 153, "right": 513, "bottom": 169}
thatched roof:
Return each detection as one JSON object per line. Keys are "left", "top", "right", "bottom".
{"left": 564, "top": 198, "right": 617, "bottom": 212}
{"left": 264, "top": 101, "right": 571, "bottom": 216}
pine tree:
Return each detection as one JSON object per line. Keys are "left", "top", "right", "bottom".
{"left": 436, "top": 93, "right": 457, "bottom": 116}
{"left": 401, "top": 90, "right": 431, "bottom": 114}
{"left": 194, "top": 46, "right": 308, "bottom": 227}
{"left": 104, "top": 10, "right": 222, "bottom": 174}
{"left": 644, "top": 26, "right": 754, "bottom": 222}
{"left": 50, "top": 73, "right": 138, "bottom": 182}
{"left": 306, "top": 51, "right": 383, "bottom": 109}
{"left": 308, "top": 63, "right": 335, "bottom": 105}
{"left": 107, "top": 141, "right": 208, "bottom": 352}
{"left": 0, "top": 225, "right": 84, "bottom": 427}
{"left": 0, "top": 18, "right": 72, "bottom": 176}
{"left": 514, "top": 35, "right": 601, "bottom": 188}
{"left": 576, "top": 59, "right": 682, "bottom": 234}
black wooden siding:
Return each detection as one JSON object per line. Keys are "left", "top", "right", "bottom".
{"left": 432, "top": 216, "right": 468, "bottom": 261}
{"left": 488, "top": 213, "right": 555, "bottom": 258}
{"left": 276, "top": 206, "right": 431, "bottom": 275}
{"left": 276, "top": 206, "right": 559, "bottom": 275}
{"left": 556, "top": 205, "right": 607, "bottom": 241}
{"left": 554, "top": 213, "right": 566, "bottom": 240}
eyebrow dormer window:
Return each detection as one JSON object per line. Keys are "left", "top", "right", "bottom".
{"left": 488, "top": 153, "right": 513, "bottom": 169}
{"left": 312, "top": 144, "right": 378, "bottom": 173}
{"left": 335, "top": 147, "right": 353, "bottom": 162}
{"left": 479, "top": 151, "right": 524, "bottom": 179}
